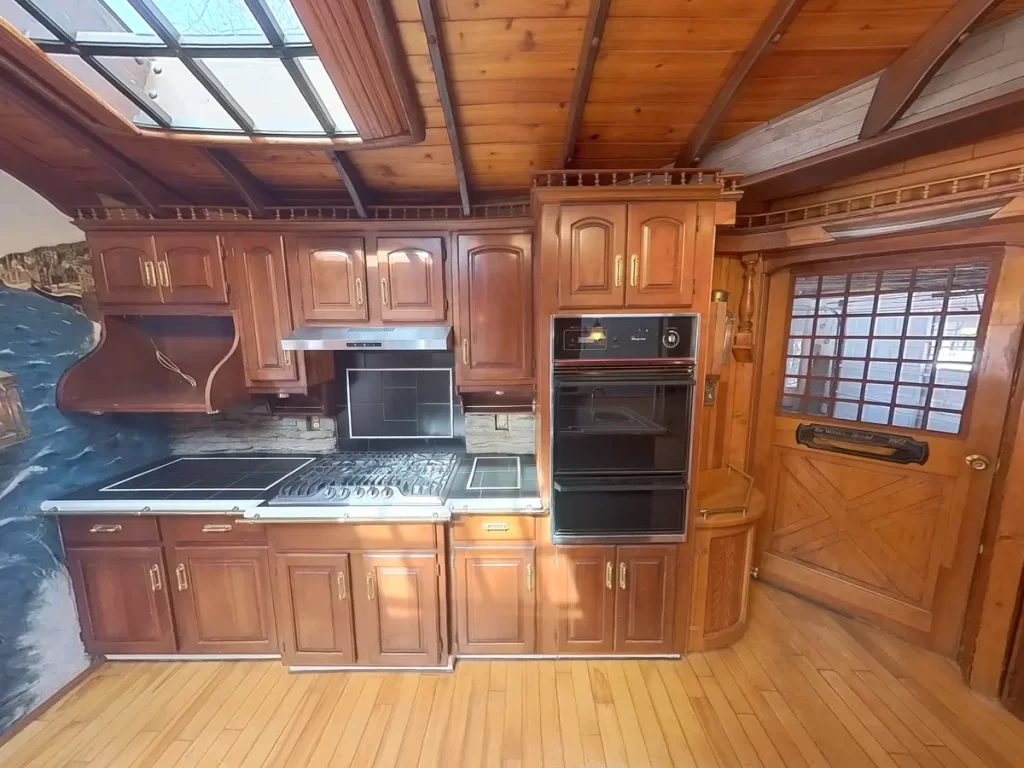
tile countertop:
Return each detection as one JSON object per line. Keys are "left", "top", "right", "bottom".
{"left": 446, "top": 454, "right": 544, "bottom": 515}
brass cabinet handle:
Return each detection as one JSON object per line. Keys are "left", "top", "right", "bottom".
{"left": 462, "top": 338, "right": 470, "bottom": 365}
{"left": 355, "top": 277, "right": 364, "bottom": 306}
{"left": 965, "top": 454, "right": 991, "bottom": 471}
{"left": 619, "top": 562, "right": 627, "bottom": 590}
{"left": 157, "top": 260, "right": 171, "bottom": 288}
{"left": 483, "top": 522, "right": 509, "bottom": 532}
{"left": 527, "top": 564, "right": 534, "bottom": 592}
{"left": 605, "top": 562, "right": 613, "bottom": 590}
{"left": 149, "top": 564, "right": 162, "bottom": 592}
{"left": 142, "top": 260, "right": 157, "bottom": 288}
{"left": 366, "top": 573, "right": 375, "bottom": 601}
{"left": 614, "top": 254, "right": 624, "bottom": 287}
{"left": 337, "top": 572, "right": 347, "bottom": 601}
{"left": 380, "top": 278, "right": 389, "bottom": 307}
{"left": 630, "top": 255, "right": 639, "bottom": 287}
{"left": 175, "top": 564, "right": 188, "bottom": 591}
{"left": 201, "top": 524, "right": 233, "bottom": 533}
{"left": 89, "top": 524, "right": 122, "bottom": 534}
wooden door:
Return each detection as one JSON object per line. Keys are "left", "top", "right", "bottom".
{"left": 614, "top": 545, "right": 676, "bottom": 653}
{"left": 169, "top": 545, "right": 277, "bottom": 654}
{"left": 226, "top": 234, "right": 301, "bottom": 386}
{"left": 376, "top": 237, "right": 446, "bottom": 322}
{"left": 155, "top": 233, "right": 228, "bottom": 305}
{"left": 755, "top": 251, "right": 1020, "bottom": 653}
{"left": 453, "top": 546, "right": 536, "bottom": 655}
{"left": 557, "top": 204, "right": 627, "bottom": 309}
{"left": 65, "top": 546, "right": 175, "bottom": 654}
{"left": 625, "top": 202, "right": 697, "bottom": 307}
{"left": 456, "top": 233, "right": 533, "bottom": 386}
{"left": 353, "top": 552, "right": 441, "bottom": 667}
{"left": 89, "top": 233, "right": 162, "bottom": 305}
{"left": 557, "top": 545, "right": 616, "bottom": 653}
{"left": 274, "top": 553, "right": 356, "bottom": 666}
{"left": 289, "top": 235, "right": 367, "bottom": 323}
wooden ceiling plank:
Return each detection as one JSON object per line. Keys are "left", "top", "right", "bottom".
{"left": 0, "top": 137, "right": 100, "bottom": 217}
{"left": 859, "top": 0, "right": 1003, "bottom": 139}
{"left": 202, "top": 148, "right": 278, "bottom": 216}
{"left": 560, "top": 0, "right": 611, "bottom": 168}
{"left": 417, "top": 0, "right": 471, "bottom": 215}
{"left": 677, "top": 0, "right": 810, "bottom": 167}
{"left": 328, "top": 150, "right": 372, "bottom": 218}
{"left": 742, "top": 85, "right": 1024, "bottom": 201}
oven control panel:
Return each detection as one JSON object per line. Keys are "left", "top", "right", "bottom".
{"left": 554, "top": 315, "right": 698, "bottom": 361}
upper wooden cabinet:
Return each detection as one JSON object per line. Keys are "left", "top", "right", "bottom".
{"left": 376, "top": 237, "right": 446, "bottom": 322}
{"left": 556, "top": 202, "right": 697, "bottom": 310}
{"left": 289, "top": 235, "right": 368, "bottom": 324}
{"left": 453, "top": 545, "right": 536, "bottom": 655}
{"left": 455, "top": 232, "right": 533, "bottom": 387}
{"left": 89, "top": 233, "right": 227, "bottom": 307}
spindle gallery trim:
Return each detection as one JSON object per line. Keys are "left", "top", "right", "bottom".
{"left": 72, "top": 202, "right": 531, "bottom": 223}
{"left": 531, "top": 169, "right": 741, "bottom": 191}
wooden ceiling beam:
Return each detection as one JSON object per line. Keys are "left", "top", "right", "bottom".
{"left": 0, "top": 137, "right": 101, "bottom": 217}
{"left": 677, "top": 0, "right": 808, "bottom": 167}
{"left": 202, "top": 148, "right": 277, "bottom": 216}
{"left": 417, "top": 0, "right": 471, "bottom": 216}
{"left": 741, "top": 86, "right": 1024, "bottom": 202}
{"left": 860, "top": 0, "right": 1003, "bottom": 140}
{"left": 560, "top": 0, "right": 611, "bottom": 169}
{"left": 328, "top": 150, "right": 372, "bottom": 218}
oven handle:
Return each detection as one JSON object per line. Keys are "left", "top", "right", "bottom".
{"left": 553, "top": 477, "right": 690, "bottom": 493}
{"left": 554, "top": 374, "right": 695, "bottom": 387}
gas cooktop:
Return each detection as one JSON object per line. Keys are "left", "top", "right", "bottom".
{"left": 269, "top": 452, "right": 459, "bottom": 506}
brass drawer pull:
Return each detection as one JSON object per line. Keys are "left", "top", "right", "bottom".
{"left": 201, "top": 524, "right": 233, "bottom": 533}
{"left": 380, "top": 278, "right": 389, "bottom": 307}
{"left": 483, "top": 522, "right": 510, "bottom": 532}
{"left": 175, "top": 564, "right": 188, "bottom": 591}
{"left": 605, "top": 561, "right": 613, "bottom": 590}
{"left": 337, "top": 572, "right": 347, "bottom": 601}
{"left": 149, "top": 564, "right": 162, "bottom": 592}
{"left": 366, "top": 573, "right": 375, "bottom": 601}
{"left": 614, "top": 254, "right": 624, "bottom": 287}
{"left": 157, "top": 260, "right": 171, "bottom": 288}
{"left": 619, "top": 562, "right": 627, "bottom": 590}
{"left": 630, "top": 255, "right": 639, "bottom": 287}
{"left": 355, "top": 277, "right": 364, "bottom": 306}
{"left": 89, "top": 524, "right": 123, "bottom": 534}
{"left": 527, "top": 564, "right": 534, "bottom": 592}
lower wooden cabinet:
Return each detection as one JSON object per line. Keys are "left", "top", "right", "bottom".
{"left": 557, "top": 544, "right": 677, "bottom": 654}
{"left": 274, "top": 553, "right": 356, "bottom": 666}
{"left": 453, "top": 546, "right": 536, "bottom": 655}
{"left": 169, "top": 545, "right": 277, "bottom": 654}
{"left": 65, "top": 546, "right": 176, "bottom": 654}
{"left": 352, "top": 553, "right": 442, "bottom": 667}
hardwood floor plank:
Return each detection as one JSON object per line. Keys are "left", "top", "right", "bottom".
{"left": 308, "top": 676, "right": 362, "bottom": 768}
{"left": 569, "top": 660, "right": 605, "bottom": 767}
{"left": 654, "top": 661, "right": 720, "bottom": 767}
{"left": 638, "top": 662, "right": 697, "bottom": 768}
{"left": 687, "top": 652, "right": 714, "bottom": 677}
{"left": 538, "top": 661, "right": 565, "bottom": 768}
{"left": 555, "top": 670, "right": 585, "bottom": 767}
{"left": 522, "top": 663, "right": 543, "bottom": 768}
{"left": 623, "top": 660, "right": 674, "bottom": 767}
{"left": 463, "top": 663, "right": 490, "bottom": 768}
{"left": 325, "top": 676, "right": 384, "bottom": 768}
{"left": 820, "top": 669, "right": 907, "bottom": 754}
{"left": 699, "top": 675, "right": 763, "bottom": 768}
{"left": 759, "top": 690, "right": 829, "bottom": 768}
{"left": 504, "top": 662, "right": 524, "bottom": 762}
{"left": 484, "top": 690, "right": 506, "bottom": 768}
{"left": 692, "top": 695, "right": 743, "bottom": 768}
{"left": 606, "top": 660, "right": 654, "bottom": 768}
{"left": 706, "top": 651, "right": 755, "bottom": 715}
{"left": 395, "top": 676, "right": 437, "bottom": 768}
{"left": 440, "top": 665, "right": 474, "bottom": 767}
{"left": 347, "top": 702, "right": 392, "bottom": 768}
{"left": 416, "top": 675, "right": 455, "bottom": 768}
{"left": 373, "top": 674, "right": 421, "bottom": 768}
{"left": 738, "top": 712, "right": 785, "bottom": 768}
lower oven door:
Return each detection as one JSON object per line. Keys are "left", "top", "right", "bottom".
{"left": 551, "top": 473, "right": 688, "bottom": 540}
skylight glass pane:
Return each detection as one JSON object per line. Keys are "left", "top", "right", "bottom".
{"left": 266, "top": 0, "right": 308, "bottom": 42}
{"left": 201, "top": 58, "right": 322, "bottom": 133}
{"left": 33, "top": 0, "right": 160, "bottom": 44}
{"left": 297, "top": 57, "right": 357, "bottom": 134}
{"left": 151, "top": 0, "right": 267, "bottom": 44}
{"left": 0, "top": 0, "right": 57, "bottom": 40}
{"left": 96, "top": 55, "right": 242, "bottom": 132}
{"left": 48, "top": 53, "right": 142, "bottom": 122}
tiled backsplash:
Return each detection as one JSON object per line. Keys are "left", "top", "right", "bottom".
{"left": 464, "top": 413, "right": 536, "bottom": 454}
{"left": 170, "top": 402, "right": 337, "bottom": 454}
{"left": 347, "top": 367, "right": 453, "bottom": 439}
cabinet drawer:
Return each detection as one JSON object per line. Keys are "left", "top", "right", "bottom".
{"left": 453, "top": 515, "right": 536, "bottom": 542}
{"left": 161, "top": 516, "right": 267, "bottom": 544}
{"left": 61, "top": 516, "right": 161, "bottom": 545}
{"left": 268, "top": 523, "right": 438, "bottom": 551}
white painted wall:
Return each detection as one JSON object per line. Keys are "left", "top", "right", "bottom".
{"left": 0, "top": 172, "right": 84, "bottom": 254}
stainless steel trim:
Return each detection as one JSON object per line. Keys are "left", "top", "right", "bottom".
{"left": 105, "top": 653, "right": 282, "bottom": 661}
{"left": 551, "top": 533, "right": 687, "bottom": 545}
{"left": 282, "top": 325, "right": 452, "bottom": 351}
{"left": 455, "top": 654, "right": 681, "bottom": 660}
{"left": 289, "top": 660, "right": 455, "bottom": 673}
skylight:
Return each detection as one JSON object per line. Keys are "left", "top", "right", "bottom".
{"left": 0, "top": 0, "right": 357, "bottom": 137}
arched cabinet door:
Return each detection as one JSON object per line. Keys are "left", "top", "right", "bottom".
{"left": 376, "top": 237, "right": 446, "bottom": 322}
{"left": 289, "top": 235, "right": 368, "bottom": 323}
{"left": 156, "top": 233, "right": 228, "bottom": 305}
{"left": 557, "top": 204, "right": 627, "bottom": 309}
{"left": 89, "top": 233, "right": 162, "bottom": 305}
{"left": 625, "top": 202, "right": 697, "bottom": 308}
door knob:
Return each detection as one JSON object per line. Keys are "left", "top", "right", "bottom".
{"left": 965, "top": 454, "right": 991, "bottom": 471}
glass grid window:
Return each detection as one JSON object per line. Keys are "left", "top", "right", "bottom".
{"left": 1, "top": 0, "right": 355, "bottom": 137}
{"left": 780, "top": 262, "right": 990, "bottom": 435}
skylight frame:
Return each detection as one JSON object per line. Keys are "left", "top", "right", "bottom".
{"left": 10, "top": 0, "right": 349, "bottom": 138}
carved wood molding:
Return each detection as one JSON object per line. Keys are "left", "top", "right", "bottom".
{"left": 532, "top": 168, "right": 742, "bottom": 191}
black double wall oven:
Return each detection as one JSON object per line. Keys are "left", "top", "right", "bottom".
{"left": 551, "top": 315, "right": 699, "bottom": 541}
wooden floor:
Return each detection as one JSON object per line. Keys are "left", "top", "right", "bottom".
{"left": 4, "top": 585, "right": 1024, "bottom": 768}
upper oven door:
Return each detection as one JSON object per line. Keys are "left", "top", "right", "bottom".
{"left": 552, "top": 366, "right": 696, "bottom": 474}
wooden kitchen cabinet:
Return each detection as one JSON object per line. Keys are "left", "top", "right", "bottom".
{"left": 289, "top": 234, "right": 368, "bottom": 323}
{"left": 89, "top": 233, "right": 162, "bottom": 306}
{"left": 274, "top": 553, "right": 356, "bottom": 666}
{"left": 353, "top": 552, "right": 442, "bottom": 667}
{"left": 455, "top": 232, "right": 533, "bottom": 386}
{"left": 624, "top": 202, "right": 697, "bottom": 308}
{"left": 65, "top": 545, "right": 176, "bottom": 654}
{"left": 169, "top": 545, "right": 278, "bottom": 654}
{"left": 615, "top": 544, "right": 677, "bottom": 654}
{"left": 558, "top": 204, "right": 627, "bottom": 309}
{"left": 557, "top": 545, "right": 617, "bottom": 653}
{"left": 453, "top": 546, "right": 536, "bottom": 654}
{"left": 154, "top": 233, "right": 228, "bottom": 305}
{"left": 376, "top": 237, "right": 446, "bottom": 322}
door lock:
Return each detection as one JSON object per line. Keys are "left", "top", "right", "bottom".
{"left": 965, "top": 454, "right": 991, "bottom": 471}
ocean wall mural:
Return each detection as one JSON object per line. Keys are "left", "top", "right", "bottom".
{"left": 0, "top": 246, "right": 170, "bottom": 734}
